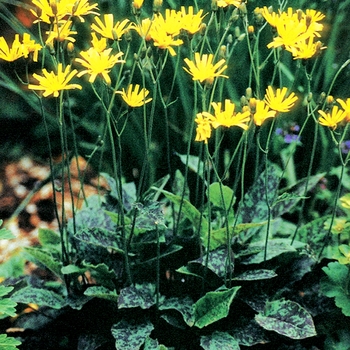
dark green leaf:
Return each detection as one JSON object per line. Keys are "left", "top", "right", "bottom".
{"left": 74, "top": 227, "right": 124, "bottom": 253}
{"left": 232, "top": 269, "right": 277, "bottom": 281}
{"left": 118, "top": 283, "right": 161, "bottom": 309}
{"left": 208, "top": 182, "right": 235, "bottom": 210}
{"left": 255, "top": 299, "right": 316, "bottom": 339}
{"left": 200, "top": 331, "right": 240, "bottom": 350}
{"left": 111, "top": 317, "right": 154, "bottom": 350}
{"left": 11, "top": 287, "right": 66, "bottom": 309}
{"left": 190, "top": 247, "right": 234, "bottom": 279}
{"left": 38, "top": 228, "right": 61, "bottom": 246}
{"left": 24, "top": 247, "right": 63, "bottom": 278}
{"left": 194, "top": 286, "right": 241, "bottom": 328}
{"left": 84, "top": 286, "right": 119, "bottom": 302}
{"left": 159, "top": 296, "right": 195, "bottom": 326}
{"left": 231, "top": 319, "right": 270, "bottom": 347}
{"left": 321, "top": 261, "right": 350, "bottom": 316}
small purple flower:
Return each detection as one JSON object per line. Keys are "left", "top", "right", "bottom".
{"left": 275, "top": 123, "right": 301, "bottom": 144}
{"left": 340, "top": 140, "right": 350, "bottom": 154}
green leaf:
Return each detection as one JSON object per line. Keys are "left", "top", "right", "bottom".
{"left": 133, "top": 201, "right": 167, "bottom": 233}
{"left": 239, "top": 239, "right": 305, "bottom": 264}
{"left": 24, "top": 247, "right": 63, "bottom": 278}
{"left": 38, "top": 228, "right": 61, "bottom": 246}
{"left": 237, "top": 163, "right": 281, "bottom": 224}
{"left": 0, "top": 227, "right": 15, "bottom": 240}
{"left": 200, "top": 331, "right": 240, "bottom": 350}
{"left": 232, "top": 269, "right": 277, "bottom": 281}
{"left": 189, "top": 247, "right": 234, "bottom": 279}
{"left": 144, "top": 336, "right": 168, "bottom": 350}
{"left": 255, "top": 299, "right": 316, "bottom": 339}
{"left": 152, "top": 188, "right": 208, "bottom": 240}
{"left": 273, "top": 173, "right": 326, "bottom": 217}
{"left": 118, "top": 283, "right": 161, "bottom": 309}
{"left": 111, "top": 317, "right": 154, "bottom": 350}
{"left": 0, "top": 285, "right": 13, "bottom": 298}
{"left": 159, "top": 296, "right": 195, "bottom": 326}
{"left": 0, "top": 298, "right": 17, "bottom": 318}
{"left": 194, "top": 286, "right": 241, "bottom": 328}
{"left": 320, "top": 261, "right": 350, "bottom": 316}
{"left": 74, "top": 227, "right": 124, "bottom": 253}
{"left": 208, "top": 182, "right": 235, "bottom": 210}
{"left": 0, "top": 334, "right": 21, "bottom": 350}
{"left": 84, "top": 286, "right": 119, "bottom": 302}
{"left": 175, "top": 152, "right": 205, "bottom": 179}
{"left": 11, "top": 287, "right": 66, "bottom": 309}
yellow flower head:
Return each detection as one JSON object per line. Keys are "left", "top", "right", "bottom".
{"left": 286, "top": 37, "right": 326, "bottom": 60}
{"left": 46, "top": 20, "right": 77, "bottom": 45}
{"left": 76, "top": 47, "right": 124, "bottom": 85}
{"left": 116, "top": 84, "right": 152, "bottom": 108}
{"left": 156, "top": 9, "right": 183, "bottom": 37}
{"left": 28, "top": 63, "right": 82, "bottom": 97}
{"left": 151, "top": 30, "right": 183, "bottom": 56}
{"left": 252, "top": 99, "right": 277, "bottom": 126}
{"left": 340, "top": 193, "right": 350, "bottom": 210}
{"left": 336, "top": 98, "right": 350, "bottom": 121}
{"left": 180, "top": 6, "right": 206, "bottom": 35}
{"left": 91, "top": 14, "right": 131, "bottom": 41}
{"left": 183, "top": 52, "right": 228, "bottom": 84}
{"left": 134, "top": 18, "right": 153, "bottom": 41}
{"left": 0, "top": 34, "right": 23, "bottom": 62}
{"left": 206, "top": 99, "right": 250, "bottom": 130}
{"left": 264, "top": 86, "right": 298, "bottom": 113}
{"left": 195, "top": 113, "right": 212, "bottom": 143}
{"left": 217, "top": 0, "right": 244, "bottom": 8}
{"left": 90, "top": 32, "right": 107, "bottom": 52}
{"left": 318, "top": 105, "right": 347, "bottom": 130}
{"left": 21, "top": 33, "right": 42, "bottom": 62}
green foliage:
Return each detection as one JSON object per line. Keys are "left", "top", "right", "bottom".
{"left": 0, "top": 334, "right": 21, "bottom": 350}
{"left": 321, "top": 262, "right": 350, "bottom": 317}
{"left": 255, "top": 299, "right": 317, "bottom": 339}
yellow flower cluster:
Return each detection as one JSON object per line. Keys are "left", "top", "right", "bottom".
{"left": 194, "top": 86, "right": 298, "bottom": 143}
{"left": 134, "top": 6, "right": 206, "bottom": 56}
{"left": 318, "top": 98, "right": 350, "bottom": 130}
{"left": 260, "top": 7, "right": 326, "bottom": 59}
{"left": 0, "top": 33, "right": 42, "bottom": 62}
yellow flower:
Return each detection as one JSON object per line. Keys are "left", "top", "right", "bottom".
{"left": 31, "top": 0, "right": 60, "bottom": 23}
{"left": 28, "top": 63, "right": 82, "bottom": 97}
{"left": 183, "top": 52, "right": 228, "bottom": 84}
{"left": 0, "top": 34, "right": 23, "bottom": 62}
{"left": 336, "top": 98, "right": 350, "bottom": 121}
{"left": 180, "top": 6, "right": 206, "bottom": 35}
{"left": 91, "top": 14, "right": 131, "bottom": 41}
{"left": 134, "top": 18, "right": 153, "bottom": 41}
{"left": 286, "top": 37, "right": 326, "bottom": 60}
{"left": 252, "top": 99, "right": 277, "bottom": 126}
{"left": 21, "top": 33, "right": 42, "bottom": 62}
{"left": 152, "top": 10, "right": 182, "bottom": 37}
{"left": 264, "top": 86, "right": 298, "bottom": 113}
{"left": 46, "top": 20, "right": 77, "bottom": 45}
{"left": 206, "top": 99, "right": 250, "bottom": 130}
{"left": 75, "top": 47, "right": 124, "bottom": 85}
{"left": 318, "top": 105, "right": 347, "bottom": 130}
{"left": 116, "top": 84, "right": 152, "bottom": 108}
{"left": 66, "top": 0, "right": 99, "bottom": 22}
{"left": 90, "top": 32, "right": 107, "bottom": 52}
{"left": 151, "top": 30, "right": 183, "bottom": 56}
{"left": 195, "top": 113, "right": 212, "bottom": 143}
{"left": 217, "top": 0, "right": 244, "bottom": 8}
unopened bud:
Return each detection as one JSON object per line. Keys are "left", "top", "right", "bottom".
{"left": 297, "top": 9, "right": 303, "bottom": 22}
{"left": 249, "top": 97, "right": 257, "bottom": 113}
{"left": 248, "top": 25, "right": 255, "bottom": 39}
{"left": 46, "top": 42, "right": 55, "bottom": 55}
{"left": 317, "top": 92, "right": 326, "bottom": 105}
{"left": 211, "top": 0, "right": 218, "bottom": 12}
{"left": 326, "top": 95, "right": 334, "bottom": 106}
{"left": 229, "top": 8, "right": 239, "bottom": 23}
{"left": 246, "top": 87, "right": 252, "bottom": 99}
{"left": 50, "top": 0, "right": 58, "bottom": 15}
{"left": 237, "top": 33, "right": 246, "bottom": 42}
{"left": 67, "top": 42, "right": 75, "bottom": 59}
{"left": 227, "top": 34, "right": 233, "bottom": 44}
{"left": 234, "top": 26, "right": 240, "bottom": 39}
{"left": 199, "top": 23, "right": 207, "bottom": 36}
{"left": 253, "top": 7, "right": 264, "bottom": 26}
{"left": 219, "top": 45, "right": 227, "bottom": 59}
{"left": 153, "top": 0, "right": 162, "bottom": 13}
{"left": 307, "top": 92, "right": 313, "bottom": 103}
{"left": 112, "top": 29, "right": 119, "bottom": 41}
{"left": 240, "top": 95, "right": 248, "bottom": 107}
{"left": 124, "top": 29, "right": 132, "bottom": 42}
{"left": 239, "top": 3, "right": 247, "bottom": 17}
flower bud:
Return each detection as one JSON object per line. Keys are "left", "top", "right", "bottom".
{"left": 253, "top": 7, "right": 264, "bottom": 26}
{"left": 240, "top": 95, "right": 248, "bottom": 107}
{"left": 317, "top": 92, "right": 326, "bottom": 105}
{"left": 153, "top": 0, "right": 162, "bottom": 13}
{"left": 124, "top": 29, "right": 132, "bottom": 42}
{"left": 245, "top": 87, "right": 252, "bottom": 99}
{"left": 239, "top": 3, "right": 247, "bottom": 17}
{"left": 227, "top": 34, "right": 233, "bottom": 45}
{"left": 50, "top": 0, "right": 58, "bottom": 15}
{"left": 199, "top": 23, "right": 207, "bottom": 36}
{"left": 234, "top": 26, "right": 241, "bottom": 39}
{"left": 211, "top": 0, "right": 218, "bottom": 12}
{"left": 219, "top": 45, "right": 227, "bottom": 59}
{"left": 248, "top": 25, "right": 255, "bottom": 40}
{"left": 307, "top": 92, "right": 313, "bottom": 103}
{"left": 249, "top": 97, "right": 257, "bottom": 113}
{"left": 229, "top": 8, "right": 239, "bottom": 23}
{"left": 326, "top": 95, "right": 334, "bottom": 106}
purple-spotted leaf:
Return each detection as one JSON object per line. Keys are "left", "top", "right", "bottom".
{"left": 255, "top": 299, "right": 316, "bottom": 339}
{"left": 194, "top": 286, "right": 241, "bottom": 328}
{"left": 232, "top": 269, "right": 277, "bottom": 281}
{"left": 11, "top": 287, "right": 66, "bottom": 309}
{"left": 200, "top": 331, "right": 240, "bottom": 350}
{"left": 159, "top": 296, "right": 195, "bottom": 326}
{"left": 111, "top": 317, "right": 154, "bottom": 350}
